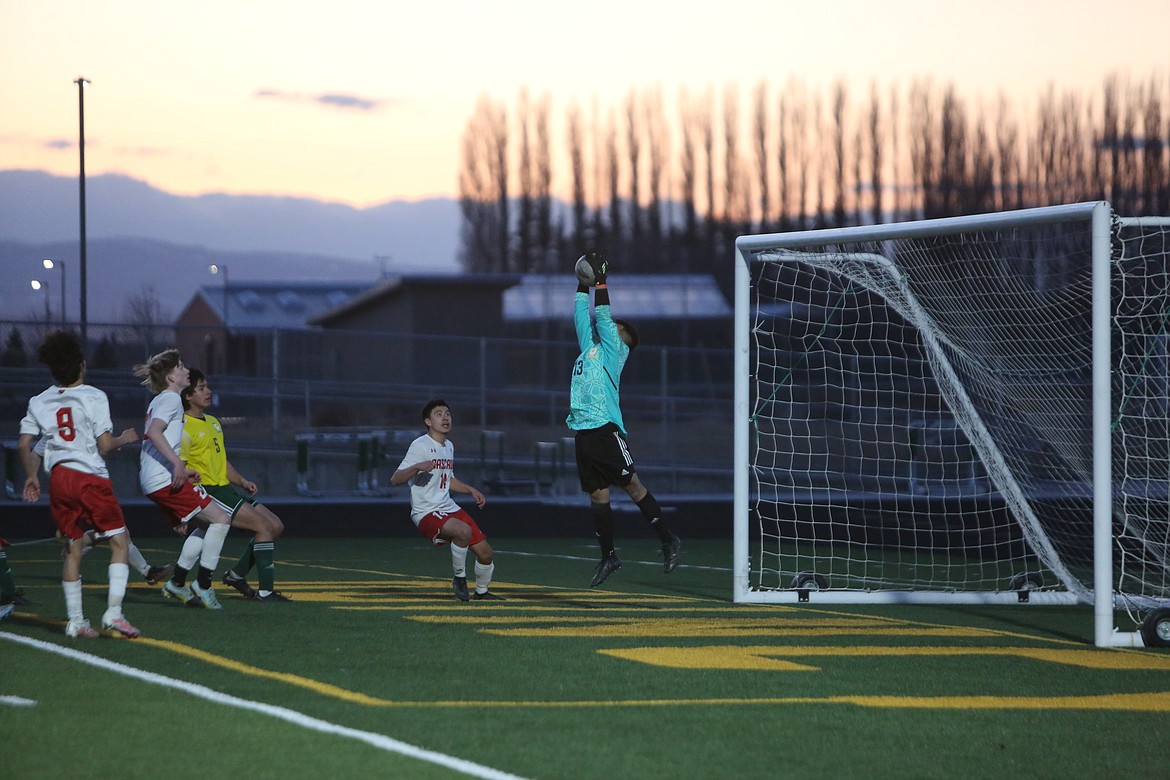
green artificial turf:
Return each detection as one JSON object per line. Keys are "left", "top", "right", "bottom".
{"left": 2, "top": 536, "right": 1168, "bottom": 779}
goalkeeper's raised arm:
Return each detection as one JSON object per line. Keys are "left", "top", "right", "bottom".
{"left": 564, "top": 250, "right": 680, "bottom": 589}
{"left": 567, "top": 251, "right": 627, "bottom": 434}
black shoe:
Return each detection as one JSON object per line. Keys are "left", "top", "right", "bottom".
{"left": 662, "top": 535, "right": 682, "bottom": 574}
{"left": 471, "top": 591, "right": 506, "bottom": 601}
{"left": 223, "top": 571, "right": 257, "bottom": 599}
{"left": 453, "top": 576, "right": 470, "bottom": 602}
{"left": 1, "top": 589, "right": 35, "bottom": 607}
{"left": 145, "top": 563, "right": 174, "bottom": 586}
{"left": 254, "top": 590, "right": 291, "bottom": 602}
{"left": 590, "top": 554, "right": 623, "bottom": 588}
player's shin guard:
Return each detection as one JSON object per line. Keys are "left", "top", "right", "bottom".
{"left": 199, "top": 523, "right": 231, "bottom": 573}
{"left": 252, "top": 541, "right": 275, "bottom": 592}
{"left": 127, "top": 543, "right": 151, "bottom": 578}
{"left": 450, "top": 544, "right": 469, "bottom": 578}
{"left": 0, "top": 550, "right": 15, "bottom": 599}
{"left": 107, "top": 562, "right": 129, "bottom": 615}
{"left": 62, "top": 578, "right": 84, "bottom": 623}
{"left": 592, "top": 501, "right": 616, "bottom": 557}
{"left": 636, "top": 492, "right": 673, "bottom": 543}
{"left": 233, "top": 537, "right": 257, "bottom": 578}
{"left": 177, "top": 532, "right": 203, "bottom": 570}
{"left": 474, "top": 560, "right": 494, "bottom": 593}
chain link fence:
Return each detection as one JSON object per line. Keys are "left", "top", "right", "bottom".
{"left": 1, "top": 319, "right": 735, "bottom": 497}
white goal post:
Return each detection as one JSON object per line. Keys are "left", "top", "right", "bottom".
{"left": 733, "top": 201, "right": 1170, "bottom": 648}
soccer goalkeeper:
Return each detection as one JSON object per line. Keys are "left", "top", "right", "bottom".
{"left": 567, "top": 251, "right": 681, "bottom": 587}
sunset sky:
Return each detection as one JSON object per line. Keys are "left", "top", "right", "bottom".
{"left": 2, "top": 0, "right": 1166, "bottom": 208}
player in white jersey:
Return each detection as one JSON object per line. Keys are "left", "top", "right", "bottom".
{"left": 132, "top": 349, "right": 233, "bottom": 610}
{"left": 391, "top": 399, "right": 504, "bottom": 601}
{"left": 17, "top": 330, "right": 140, "bottom": 638}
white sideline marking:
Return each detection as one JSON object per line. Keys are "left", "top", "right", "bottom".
{"left": 0, "top": 632, "right": 527, "bottom": 780}
{"left": 1, "top": 695, "right": 38, "bottom": 706}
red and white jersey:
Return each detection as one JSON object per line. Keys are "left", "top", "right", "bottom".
{"left": 397, "top": 433, "right": 460, "bottom": 525}
{"left": 139, "top": 390, "right": 185, "bottom": 494}
{"left": 20, "top": 383, "right": 115, "bottom": 478}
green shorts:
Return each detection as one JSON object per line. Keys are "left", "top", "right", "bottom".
{"left": 203, "top": 483, "right": 258, "bottom": 520}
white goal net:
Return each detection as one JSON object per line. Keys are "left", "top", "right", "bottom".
{"left": 733, "top": 202, "right": 1170, "bottom": 646}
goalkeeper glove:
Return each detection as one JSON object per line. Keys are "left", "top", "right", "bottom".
{"left": 589, "top": 251, "right": 608, "bottom": 285}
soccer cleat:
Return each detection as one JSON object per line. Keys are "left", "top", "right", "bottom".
{"left": 662, "top": 535, "right": 682, "bottom": 574}
{"left": 145, "top": 563, "right": 174, "bottom": 586}
{"left": 590, "top": 554, "right": 623, "bottom": 588}
{"left": 162, "top": 580, "right": 196, "bottom": 605}
{"left": 190, "top": 582, "right": 223, "bottom": 610}
{"left": 471, "top": 591, "right": 506, "bottom": 601}
{"left": 452, "top": 576, "right": 470, "bottom": 602}
{"left": 1, "top": 589, "right": 35, "bottom": 607}
{"left": 0, "top": 603, "right": 13, "bottom": 622}
{"left": 222, "top": 571, "right": 257, "bottom": 599}
{"left": 253, "top": 590, "right": 291, "bottom": 602}
{"left": 102, "top": 615, "right": 141, "bottom": 638}
{"left": 66, "top": 619, "right": 100, "bottom": 638}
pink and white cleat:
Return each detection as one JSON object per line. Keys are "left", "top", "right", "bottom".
{"left": 102, "top": 616, "right": 141, "bottom": 638}
{"left": 66, "top": 619, "right": 100, "bottom": 638}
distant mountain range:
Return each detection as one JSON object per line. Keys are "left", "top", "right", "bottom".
{"left": 0, "top": 170, "right": 461, "bottom": 322}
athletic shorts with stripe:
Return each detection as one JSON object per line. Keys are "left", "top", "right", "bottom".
{"left": 203, "top": 483, "right": 257, "bottom": 520}
{"left": 49, "top": 465, "right": 128, "bottom": 541}
{"left": 417, "top": 508, "right": 486, "bottom": 547}
{"left": 146, "top": 481, "right": 212, "bottom": 527}
{"left": 573, "top": 422, "right": 637, "bottom": 493}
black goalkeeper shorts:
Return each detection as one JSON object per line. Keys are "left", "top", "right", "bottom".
{"left": 574, "top": 423, "right": 637, "bottom": 493}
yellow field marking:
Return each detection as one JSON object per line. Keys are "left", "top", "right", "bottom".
{"left": 826, "top": 691, "right": 1170, "bottom": 711}
{"left": 100, "top": 640, "right": 1170, "bottom": 712}
{"left": 136, "top": 638, "right": 393, "bottom": 705}
{"left": 405, "top": 614, "right": 996, "bottom": 638}
{"left": 599, "top": 645, "right": 1170, "bottom": 672}
{"left": 12, "top": 600, "right": 1167, "bottom": 713}
{"left": 410, "top": 616, "right": 890, "bottom": 625}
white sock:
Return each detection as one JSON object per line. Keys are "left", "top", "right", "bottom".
{"left": 127, "top": 544, "right": 150, "bottom": 577}
{"left": 177, "top": 533, "right": 204, "bottom": 570}
{"left": 105, "top": 563, "right": 129, "bottom": 618}
{"left": 450, "top": 544, "right": 468, "bottom": 578}
{"left": 62, "top": 579, "right": 84, "bottom": 623}
{"left": 474, "top": 560, "right": 494, "bottom": 594}
{"left": 199, "top": 523, "right": 231, "bottom": 572}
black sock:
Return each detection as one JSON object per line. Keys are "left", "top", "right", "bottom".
{"left": 637, "top": 492, "right": 673, "bottom": 543}
{"left": 196, "top": 566, "right": 213, "bottom": 590}
{"left": 592, "top": 502, "right": 616, "bottom": 558}
{"left": 172, "top": 565, "right": 189, "bottom": 587}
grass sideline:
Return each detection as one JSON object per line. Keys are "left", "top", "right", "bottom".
{"left": 2, "top": 536, "right": 1169, "bottom": 779}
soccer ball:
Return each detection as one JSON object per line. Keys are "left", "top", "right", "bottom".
{"left": 574, "top": 255, "right": 595, "bottom": 286}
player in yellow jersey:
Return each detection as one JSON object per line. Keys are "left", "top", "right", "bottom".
{"left": 180, "top": 368, "right": 289, "bottom": 602}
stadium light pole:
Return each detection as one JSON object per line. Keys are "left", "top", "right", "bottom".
{"left": 74, "top": 76, "right": 90, "bottom": 347}
{"left": 43, "top": 258, "right": 65, "bottom": 326}
{"left": 209, "top": 263, "right": 228, "bottom": 370}
{"left": 31, "top": 279, "right": 51, "bottom": 323}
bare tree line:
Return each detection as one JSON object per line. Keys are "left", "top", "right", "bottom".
{"left": 458, "top": 75, "right": 1170, "bottom": 285}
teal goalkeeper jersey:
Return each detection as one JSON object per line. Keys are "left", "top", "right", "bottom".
{"left": 567, "top": 291, "right": 629, "bottom": 433}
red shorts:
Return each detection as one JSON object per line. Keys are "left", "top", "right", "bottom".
{"left": 417, "top": 508, "right": 486, "bottom": 547}
{"left": 49, "top": 466, "right": 127, "bottom": 541}
{"left": 147, "top": 481, "right": 212, "bottom": 527}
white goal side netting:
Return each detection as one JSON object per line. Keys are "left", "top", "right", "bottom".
{"left": 734, "top": 203, "right": 1169, "bottom": 625}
